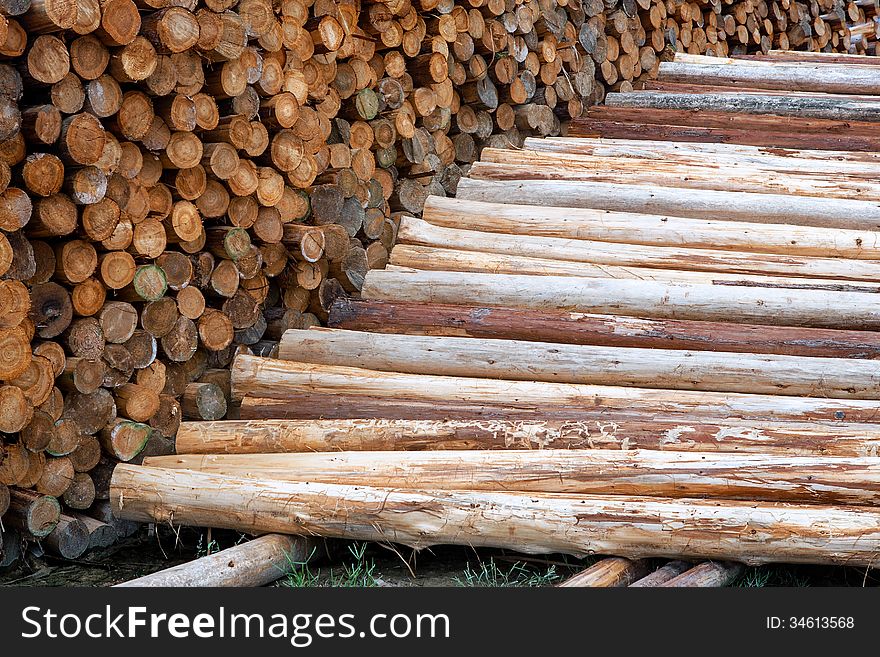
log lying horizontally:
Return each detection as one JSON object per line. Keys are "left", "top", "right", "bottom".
{"left": 661, "top": 562, "right": 745, "bottom": 587}
{"left": 629, "top": 561, "right": 692, "bottom": 587}
{"left": 361, "top": 270, "right": 880, "bottom": 330}
{"left": 386, "top": 246, "right": 880, "bottom": 294}
{"left": 396, "top": 216, "right": 880, "bottom": 281}
{"left": 327, "top": 299, "right": 880, "bottom": 359}
{"left": 526, "top": 137, "right": 880, "bottom": 167}
{"left": 110, "top": 465, "right": 880, "bottom": 567}
{"left": 470, "top": 151, "right": 880, "bottom": 203}
{"left": 146, "top": 449, "right": 880, "bottom": 505}
{"left": 116, "top": 535, "right": 316, "bottom": 587}
{"left": 558, "top": 558, "right": 650, "bottom": 587}
{"left": 421, "top": 196, "right": 880, "bottom": 259}
{"left": 605, "top": 91, "right": 880, "bottom": 122}
{"left": 569, "top": 106, "right": 880, "bottom": 152}
{"left": 454, "top": 179, "right": 880, "bottom": 231}
{"left": 278, "top": 328, "right": 880, "bottom": 399}
{"left": 230, "top": 355, "right": 880, "bottom": 424}
{"left": 657, "top": 60, "right": 880, "bottom": 94}
{"left": 174, "top": 418, "right": 880, "bottom": 457}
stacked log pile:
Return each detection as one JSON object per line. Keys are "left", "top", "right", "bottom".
{"left": 0, "top": 9, "right": 876, "bottom": 570}
{"left": 111, "top": 54, "right": 880, "bottom": 577}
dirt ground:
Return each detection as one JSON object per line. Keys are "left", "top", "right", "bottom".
{"left": 1, "top": 526, "right": 877, "bottom": 587}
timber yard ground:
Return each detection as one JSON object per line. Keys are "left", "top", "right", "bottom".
{"left": 0, "top": 528, "right": 876, "bottom": 588}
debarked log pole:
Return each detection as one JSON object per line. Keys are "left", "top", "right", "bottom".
{"left": 174, "top": 417, "right": 880, "bottom": 458}
{"left": 657, "top": 61, "right": 880, "bottom": 94}
{"left": 230, "top": 355, "right": 880, "bottom": 424}
{"left": 386, "top": 246, "right": 880, "bottom": 294}
{"left": 110, "top": 465, "right": 880, "bottom": 567}
{"left": 146, "top": 449, "right": 880, "bottom": 505}
{"left": 360, "top": 270, "right": 880, "bottom": 330}
{"left": 605, "top": 91, "right": 880, "bottom": 122}
{"left": 454, "top": 179, "right": 880, "bottom": 232}
{"left": 558, "top": 558, "right": 651, "bottom": 587}
{"left": 278, "top": 328, "right": 880, "bottom": 399}
{"left": 395, "top": 216, "right": 880, "bottom": 282}
{"left": 115, "top": 534, "right": 316, "bottom": 587}
{"left": 327, "top": 299, "right": 880, "bottom": 359}
{"left": 420, "top": 196, "right": 880, "bottom": 260}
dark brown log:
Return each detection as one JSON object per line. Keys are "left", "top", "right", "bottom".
{"left": 61, "top": 471, "right": 95, "bottom": 509}
{"left": 44, "top": 513, "right": 90, "bottom": 558}
{"left": 181, "top": 381, "right": 227, "bottom": 420}
{"left": 329, "top": 299, "right": 880, "bottom": 359}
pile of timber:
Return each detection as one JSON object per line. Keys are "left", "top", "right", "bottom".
{"left": 0, "top": 3, "right": 876, "bottom": 567}
{"left": 111, "top": 53, "right": 880, "bottom": 577}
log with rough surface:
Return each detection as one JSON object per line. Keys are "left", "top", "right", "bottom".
{"left": 116, "top": 535, "right": 316, "bottom": 587}
{"left": 328, "top": 300, "right": 880, "bottom": 359}
{"left": 361, "top": 270, "right": 880, "bottom": 330}
{"left": 174, "top": 417, "right": 880, "bottom": 457}
{"left": 110, "top": 465, "right": 880, "bottom": 567}
{"left": 146, "top": 449, "right": 880, "bottom": 505}
{"left": 278, "top": 328, "right": 880, "bottom": 399}
{"left": 454, "top": 179, "right": 880, "bottom": 231}
{"left": 230, "top": 356, "right": 880, "bottom": 424}
{"left": 558, "top": 558, "right": 651, "bottom": 587}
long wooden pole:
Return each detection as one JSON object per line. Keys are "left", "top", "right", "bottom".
{"left": 277, "top": 328, "right": 880, "bottom": 399}
{"left": 145, "top": 449, "right": 880, "bottom": 505}
{"left": 110, "top": 465, "right": 880, "bottom": 567}
{"left": 327, "top": 299, "right": 880, "bottom": 359}
{"left": 661, "top": 562, "right": 744, "bottom": 587}
{"left": 527, "top": 137, "right": 880, "bottom": 166}
{"left": 174, "top": 417, "right": 880, "bottom": 457}
{"left": 421, "top": 196, "right": 880, "bottom": 260}
{"left": 605, "top": 90, "right": 880, "bottom": 122}
{"left": 386, "top": 249, "right": 880, "bottom": 295}
{"left": 558, "top": 558, "right": 650, "bottom": 587}
{"left": 567, "top": 118, "right": 880, "bottom": 152}
{"left": 116, "top": 535, "right": 315, "bottom": 587}
{"left": 361, "top": 270, "right": 880, "bottom": 330}
{"left": 658, "top": 61, "right": 880, "bottom": 94}
{"left": 387, "top": 246, "right": 880, "bottom": 291}
{"left": 230, "top": 355, "right": 880, "bottom": 424}
{"left": 629, "top": 561, "right": 692, "bottom": 587}
{"left": 454, "top": 179, "right": 880, "bottom": 231}
{"left": 469, "top": 156, "right": 880, "bottom": 203}
{"left": 396, "top": 216, "right": 880, "bottom": 282}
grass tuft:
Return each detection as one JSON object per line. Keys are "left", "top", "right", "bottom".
{"left": 280, "top": 543, "right": 380, "bottom": 587}
{"left": 455, "top": 558, "right": 560, "bottom": 587}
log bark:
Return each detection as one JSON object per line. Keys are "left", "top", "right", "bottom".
{"left": 606, "top": 90, "right": 880, "bottom": 122}
{"left": 43, "top": 514, "right": 90, "bottom": 559}
{"left": 6, "top": 487, "right": 60, "bottom": 538}
{"left": 629, "top": 561, "right": 692, "bottom": 587}
{"left": 111, "top": 465, "right": 880, "bottom": 567}
{"left": 115, "top": 534, "right": 315, "bottom": 587}
{"left": 71, "top": 513, "right": 117, "bottom": 549}
{"left": 659, "top": 59, "right": 880, "bottom": 94}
